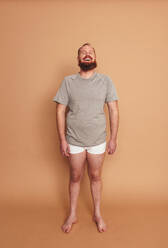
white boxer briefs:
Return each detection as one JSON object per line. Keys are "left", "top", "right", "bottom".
{"left": 68, "top": 141, "right": 106, "bottom": 154}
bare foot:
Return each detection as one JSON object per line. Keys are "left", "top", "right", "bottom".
{"left": 61, "top": 214, "right": 78, "bottom": 233}
{"left": 93, "top": 215, "right": 107, "bottom": 232}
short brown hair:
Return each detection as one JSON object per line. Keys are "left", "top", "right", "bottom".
{"left": 77, "top": 42, "right": 96, "bottom": 57}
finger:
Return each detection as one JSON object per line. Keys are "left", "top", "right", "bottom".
{"left": 112, "top": 147, "right": 116, "bottom": 153}
{"left": 109, "top": 149, "right": 113, "bottom": 154}
{"left": 64, "top": 150, "right": 70, "bottom": 157}
{"left": 67, "top": 145, "right": 71, "bottom": 153}
{"left": 62, "top": 151, "right": 65, "bottom": 156}
{"left": 62, "top": 149, "right": 67, "bottom": 157}
{"left": 111, "top": 149, "right": 115, "bottom": 154}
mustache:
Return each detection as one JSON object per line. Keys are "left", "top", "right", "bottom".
{"left": 83, "top": 55, "right": 92, "bottom": 60}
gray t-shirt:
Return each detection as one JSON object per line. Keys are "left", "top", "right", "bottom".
{"left": 52, "top": 71, "right": 119, "bottom": 147}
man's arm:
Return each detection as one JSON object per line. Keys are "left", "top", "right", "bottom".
{"left": 106, "top": 100, "right": 119, "bottom": 154}
{"left": 55, "top": 103, "right": 70, "bottom": 156}
{"left": 56, "top": 103, "right": 67, "bottom": 142}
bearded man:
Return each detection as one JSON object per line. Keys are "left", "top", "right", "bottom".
{"left": 53, "top": 42, "right": 119, "bottom": 233}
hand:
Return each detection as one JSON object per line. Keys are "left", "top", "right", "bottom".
{"left": 106, "top": 139, "right": 117, "bottom": 155}
{"left": 60, "top": 140, "right": 70, "bottom": 157}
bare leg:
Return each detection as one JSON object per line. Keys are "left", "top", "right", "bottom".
{"left": 61, "top": 150, "right": 86, "bottom": 233}
{"left": 86, "top": 151, "right": 107, "bottom": 232}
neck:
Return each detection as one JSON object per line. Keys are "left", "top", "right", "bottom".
{"left": 79, "top": 69, "right": 95, "bottom": 79}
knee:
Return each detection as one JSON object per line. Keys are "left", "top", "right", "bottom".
{"left": 70, "top": 172, "right": 82, "bottom": 183}
{"left": 89, "top": 173, "right": 101, "bottom": 182}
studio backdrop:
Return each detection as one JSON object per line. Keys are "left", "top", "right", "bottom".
{"left": 0, "top": 0, "right": 167, "bottom": 208}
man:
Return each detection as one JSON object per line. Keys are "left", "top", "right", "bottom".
{"left": 52, "top": 42, "right": 119, "bottom": 233}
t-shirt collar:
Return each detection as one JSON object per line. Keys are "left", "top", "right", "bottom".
{"left": 77, "top": 71, "right": 97, "bottom": 81}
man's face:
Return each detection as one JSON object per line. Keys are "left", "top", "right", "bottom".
{"left": 78, "top": 45, "right": 97, "bottom": 71}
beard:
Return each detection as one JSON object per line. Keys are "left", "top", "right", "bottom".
{"left": 78, "top": 59, "right": 97, "bottom": 71}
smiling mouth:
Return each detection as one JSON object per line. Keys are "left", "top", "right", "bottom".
{"left": 83, "top": 58, "right": 92, "bottom": 62}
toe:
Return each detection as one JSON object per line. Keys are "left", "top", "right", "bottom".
{"left": 65, "top": 224, "right": 71, "bottom": 233}
{"left": 98, "top": 225, "right": 103, "bottom": 232}
{"left": 102, "top": 226, "right": 107, "bottom": 232}
{"left": 98, "top": 224, "right": 107, "bottom": 232}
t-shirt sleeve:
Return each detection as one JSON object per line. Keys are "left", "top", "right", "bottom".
{"left": 52, "top": 78, "right": 69, "bottom": 106}
{"left": 105, "top": 76, "right": 119, "bottom": 103}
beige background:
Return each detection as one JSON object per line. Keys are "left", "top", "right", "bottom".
{"left": 0, "top": 0, "right": 167, "bottom": 247}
